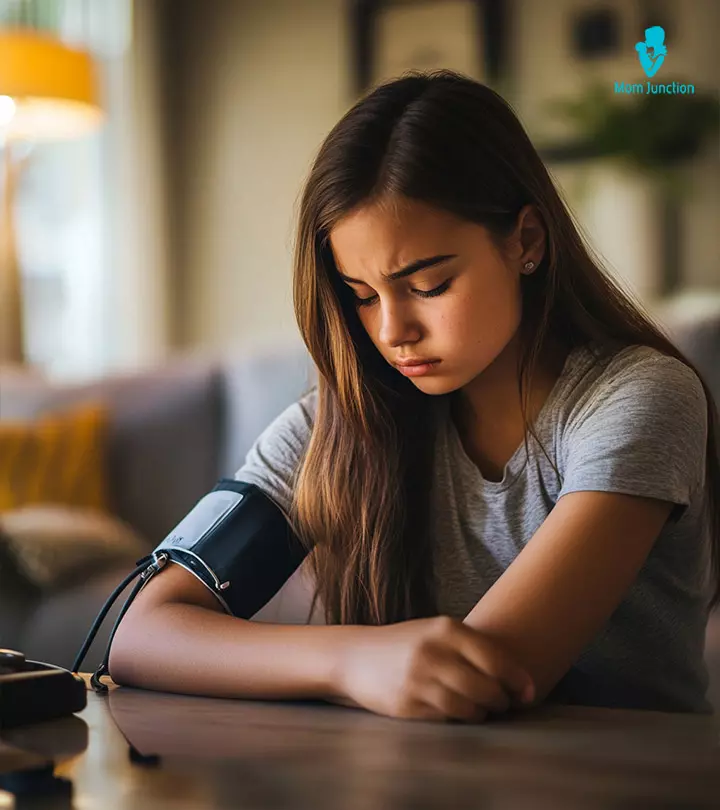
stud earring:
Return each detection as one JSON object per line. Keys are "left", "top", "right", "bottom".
{"left": 522, "top": 261, "right": 535, "bottom": 273}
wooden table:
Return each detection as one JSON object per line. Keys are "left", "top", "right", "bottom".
{"left": 1, "top": 676, "right": 720, "bottom": 808}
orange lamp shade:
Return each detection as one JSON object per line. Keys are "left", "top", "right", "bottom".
{"left": 0, "top": 29, "right": 103, "bottom": 140}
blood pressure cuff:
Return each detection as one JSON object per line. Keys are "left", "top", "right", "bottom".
{"left": 151, "top": 479, "right": 310, "bottom": 618}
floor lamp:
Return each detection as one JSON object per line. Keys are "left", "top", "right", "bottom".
{"left": 0, "top": 29, "right": 103, "bottom": 368}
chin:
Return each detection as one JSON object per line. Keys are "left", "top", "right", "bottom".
{"left": 407, "top": 375, "right": 461, "bottom": 396}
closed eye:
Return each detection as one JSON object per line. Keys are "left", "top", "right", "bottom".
{"left": 353, "top": 279, "right": 452, "bottom": 307}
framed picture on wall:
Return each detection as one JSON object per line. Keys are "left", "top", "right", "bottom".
{"left": 349, "top": 0, "right": 509, "bottom": 96}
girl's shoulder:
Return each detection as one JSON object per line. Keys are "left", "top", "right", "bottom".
{"left": 292, "top": 386, "right": 319, "bottom": 426}
{"left": 585, "top": 342, "right": 704, "bottom": 396}
{"left": 232, "top": 387, "right": 319, "bottom": 514}
{"left": 562, "top": 341, "right": 707, "bottom": 435}
{"left": 264, "top": 386, "right": 318, "bottom": 446}
{"left": 238, "top": 386, "right": 318, "bottom": 471}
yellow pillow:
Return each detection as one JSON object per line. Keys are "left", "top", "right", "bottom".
{"left": 0, "top": 402, "right": 110, "bottom": 513}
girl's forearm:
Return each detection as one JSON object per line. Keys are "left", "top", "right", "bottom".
{"left": 108, "top": 601, "right": 364, "bottom": 702}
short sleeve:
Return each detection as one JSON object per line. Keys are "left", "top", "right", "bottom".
{"left": 233, "top": 388, "right": 317, "bottom": 518}
{"left": 558, "top": 351, "right": 708, "bottom": 522}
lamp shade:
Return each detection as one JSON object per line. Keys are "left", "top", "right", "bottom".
{"left": 0, "top": 29, "right": 103, "bottom": 140}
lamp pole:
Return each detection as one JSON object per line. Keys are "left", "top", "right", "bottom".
{"left": 0, "top": 137, "right": 26, "bottom": 366}
{"left": 0, "top": 27, "right": 104, "bottom": 370}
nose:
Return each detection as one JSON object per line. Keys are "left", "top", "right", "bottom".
{"left": 377, "top": 297, "right": 422, "bottom": 348}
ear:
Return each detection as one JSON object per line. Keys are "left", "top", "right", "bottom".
{"left": 505, "top": 205, "right": 546, "bottom": 267}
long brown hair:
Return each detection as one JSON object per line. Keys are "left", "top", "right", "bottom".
{"left": 288, "top": 70, "right": 720, "bottom": 624}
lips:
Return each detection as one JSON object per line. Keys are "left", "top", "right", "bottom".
{"left": 394, "top": 358, "right": 440, "bottom": 368}
{"left": 395, "top": 360, "right": 440, "bottom": 377}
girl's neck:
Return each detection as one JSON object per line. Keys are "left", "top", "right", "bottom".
{"left": 451, "top": 335, "right": 569, "bottom": 446}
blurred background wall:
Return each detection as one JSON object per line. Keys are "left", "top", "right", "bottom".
{"left": 159, "top": 0, "right": 720, "bottom": 362}
{"left": 159, "top": 0, "right": 351, "bottom": 354}
{"left": 3, "top": 0, "right": 719, "bottom": 380}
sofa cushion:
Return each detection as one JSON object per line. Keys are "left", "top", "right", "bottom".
{"left": 659, "top": 307, "right": 720, "bottom": 404}
{"left": 0, "top": 537, "right": 41, "bottom": 650}
{"left": 0, "top": 401, "right": 110, "bottom": 513}
{"left": 0, "top": 357, "right": 225, "bottom": 546}
{"left": 21, "top": 564, "right": 141, "bottom": 671}
{"left": 0, "top": 505, "right": 147, "bottom": 589}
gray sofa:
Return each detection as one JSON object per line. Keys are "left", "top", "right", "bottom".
{"left": 1, "top": 316, "right": 719, "bottom": 709}
{"left": 0, "top": 341, "right": 319, "bottom": 672}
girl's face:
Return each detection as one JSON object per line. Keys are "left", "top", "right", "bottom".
{"left": 329, "top": 198, "right": 543, "bottom": 396}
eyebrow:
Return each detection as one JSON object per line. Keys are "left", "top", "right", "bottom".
{"left": 337, "top": 254, "right": 457, "bottom": 285}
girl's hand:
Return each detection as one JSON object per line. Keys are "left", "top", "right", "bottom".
{"left": 335, "top": 616, "right": 535, "bottom": 723}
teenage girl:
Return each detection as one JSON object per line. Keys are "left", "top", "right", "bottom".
{"left": 109, "top": 71, "right": 720, "bottom": 722}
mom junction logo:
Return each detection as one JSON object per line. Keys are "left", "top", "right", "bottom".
{"left": 614, "top": 26, "right": 696, "bottom": 95}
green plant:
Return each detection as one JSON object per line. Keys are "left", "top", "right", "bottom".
{"left": 546, "top": 81, "right": 720, "bottom": 294}
{"left": 547, "top": 81, "right": 719, "bottom": 191}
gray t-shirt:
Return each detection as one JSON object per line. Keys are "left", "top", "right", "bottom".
{"left": 234, "top": 342, "right": 713, "bottom": 713}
